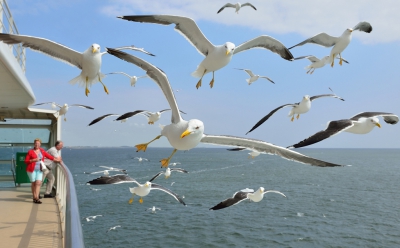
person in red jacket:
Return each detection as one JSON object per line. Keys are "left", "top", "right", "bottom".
{"left": 25, "top": 138, "right": 61, "bottom": 204}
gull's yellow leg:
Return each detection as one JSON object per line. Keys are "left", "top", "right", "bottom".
{"left": 196, "top": 69, "right": 207, "bottom": 89}
{"left": 297, "top": 114, "right": 300, "bottom": 120}
{"left": 306, "top": 69, "right": 311, "bottom": 74}
{"left": 136, "top": 135, "right": 162, "bottom": 152}
{"left": 209, "top": 71, "right": 215, "bottom": 88}
{"left": 139, "top": 197, "right": 143, "bottom": 204}
{"left": 128, "top": 194, "right": 134, "bottom": 204}
{"left": 331, "top": 54, "right": 335, "bottom": 67}
{"left": 339, "top": 54, "right": 343, "bottom": 66}
{"left": 99, "top": 75, "right": 109, "bottom": 94}
{"left": 148, "top": 121, "right": 154, "bottom": 125}
{"left": 160, "top": 149, "right": 177, "bottom": 168}
{"left": 85, "top": 76, "right": 90, "bottom": 96}
{"left": 291, "top": 116, "right": 295, "bottom": 122}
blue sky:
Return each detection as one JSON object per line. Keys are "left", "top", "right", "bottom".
{"left": 7, "top": 0, "right": 400, "bottom": 148}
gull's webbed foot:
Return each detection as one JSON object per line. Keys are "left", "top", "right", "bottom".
{"left": 209, "top": 78, "right": 214, "bottom": 88}
{"left": 139, "top": 197, "right": 143, "bottom": 204}
{"left": 160, "top": 158, "right": 170, "bottom": 168}
{"left": 291, "top": 116, "right": 294, "bottom": 122}
{"left": 296, "top": 114, "right": 300, "bottom": 120}
{"left": 196, "top": 79, "right": 202, "bottom": 89}
{"left": 135, "top": 144, "right": 148, "bottom": 152}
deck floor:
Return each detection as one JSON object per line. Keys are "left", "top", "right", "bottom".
{"left": 0, "top": 186, "right": 62, "bottom": 248}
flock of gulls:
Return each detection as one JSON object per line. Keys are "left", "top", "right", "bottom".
{"left": 2, "top": 2, "right": 399, "bottom": 215}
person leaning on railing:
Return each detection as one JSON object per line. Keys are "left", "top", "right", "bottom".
{"left": 42, "top": 140, "right": 64, "bottom": 198}
{"left": 24, "top": 138, "right": 61, "bottom": 204}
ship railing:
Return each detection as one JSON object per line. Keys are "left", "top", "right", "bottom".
{"left": 56, "top": 161, "right": 85, "bottom": 248}
{"left": 0, "top": 0, "right": 26, "bottom": 73}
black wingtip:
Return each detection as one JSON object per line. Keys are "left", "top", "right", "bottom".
{"left": 245, "top": 131, "right": 250, "bottom": 135}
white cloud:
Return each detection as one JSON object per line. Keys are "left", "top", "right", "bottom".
{"left": 100, "top": 0, "right": 400, "bottom": 44}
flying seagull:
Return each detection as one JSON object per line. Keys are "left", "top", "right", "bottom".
{"left": 227, "top": 147, "right": 266, "bottom": 159}
{"left": 85, "top": 215, "right": 102, "bottom": 222}
{"left": 217, "top": 2, "right": 257, "bottom": 14}
{"left": 235, "top": 68, "right": 275, "bottom": 85}
{"left": 105, "top": 48, "right": 344, "bottom": 168}
{"left": 117, "top": 15, "right": 293, "bottom": 89}
{"left": 134, "top": 157, "right": 149, "bottom": 162}
{"left": 106, "top": 225, "right": 121, "bottom": 233}
{"left": 210, "top": 187, "right": 286, "bottom": 210}
{"left": 86, "top": 174, "right": 137, "bottom": 185}
{"left": 288, "top": 112, "right": 399, "bottom": 149}
{"left": 146, "top": 206, "right": 161, "bottom": 213}
{"left": 246, "top": 94, "right": 345, "bottom": 134}
{"left": 294, "top": 55, "right": 349, "bottom": 74}
{"left": 31, "top": 102, "right": 93, "bottom": 121}
{"left": 149, "top": 168, "right": 189, "bottom": 181}
{"left": 128, "top": 179, "right": 186, "bottom": 205}
{"left": 0, "top": 33, "right": 154, "bottom": 96}
{"left": 106, "top": 72, "right": 148, "bottom": 87}
{"left": 288, "top": 21, "right": 372, "bottom": 67}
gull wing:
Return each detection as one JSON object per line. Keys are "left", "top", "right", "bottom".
{"left": 288, "top": 33, "right": 339, "bottom": 49}
{"left": 115, "top": 110, "right": 147, "bottom": 121}
{"left": 246, "top": 104, "right": 297, "bottom": 134}
{"left": 97, "top": 165, "right": 126, "bottom": 172}
{"left": 88, "top": 114, "right": 120, "bottom": 126}
{"left": 217, "top": 3, "right": 236, "bottom": 13}
{"left": 149, "top": 172, "right": 164, "bottom": 182}
{"left": 294, "top": 55, "right": 320, "bottom": 63}
{"left": 263, "top": 190, "right": 286, "bottom": 198}
{"left": 32, "top": 102, "right": 62, "bottom": 108}
{"left": 107, "top": 48, "right": 182, "bottom": 124}
{"left": 170, "top": 168, "right": 189, "bottom": 173}
{"left": 106, "top": 45, "right": 156, "bottom": 57}
{"left": 350, "top": 112, "right": 399, "bottom": 124}
{"left": 226, "top": 147, "right": 247, "bottom": 151}
{"left": 309, "top": 94, "right": 345, "bottom": 102}
{"left": 235, "top": 68, "right": 255, "bottom": 77}
{"left": 107, "top": 72, "right": 131, "bottom": 78}
{"left": 288, "top": 120, "right": 354, "bottom": 148}
{"left": 70, "top": 104, "right": 94, "bottom": 109}
{"left": 259, "top": 76, "right": 275, "bottom": 84}
{"left": 150, "top": 183, "right": 186, "bottom": 206}
{"left": 234, "top": 35, "right": 294, "bottom": 61}
{"left": 353, "top": 21, "right": 373, "bottom": 33}
{"left": 242, "top": 3, "right": 257, "bottom": 10}
{"left": 201, "top": 134, "right": 344, "bottom": 167}
{"left": 86, "top": 175, "right": 139, "bottom": 185}
{"left": 118, "top": 15, "right": 214, "bottom": 57}
{"left": 0, "top": 33, "right": 83, "bottom": 69}
{"left": 210, "top": 191, "right": 250, "bottom": 210}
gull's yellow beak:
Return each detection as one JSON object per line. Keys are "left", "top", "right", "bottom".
{"left": 226, "top": 50, "right": 230, "bottom": 56}
{"left": 375, "top": 123, "right": 381, "bottom": 128}
{"left": 92, "top": 47, "right": 97, "bottom": 53}
{"left": 181, "top": 129, "right": 191, "bottom": 139}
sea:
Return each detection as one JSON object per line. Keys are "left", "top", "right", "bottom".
{"left": 1, "top": 147, "right": 400, "bottom": 247}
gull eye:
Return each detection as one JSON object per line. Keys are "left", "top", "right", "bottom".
{"left": 195, "top": 126, "right": 199, "bottom": 130}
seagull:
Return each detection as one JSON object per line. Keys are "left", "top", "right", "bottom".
{"left": 246, "top": 93, "right": 345, "bottom": 134}
{"left": 87, "top": 114, "right": 127, "bottom": 126}
{"left": 86, "top": 174, "right": 137, "bottom": 185}
{"left": 171, "top": 182, "right": 176, "bottom": 186}
{"left": 210, "top": 187, "right": 286, "bottom": 210}
{"left": 117, "top": 15, "right": 293, "bottom": 89}
{"left": 217, "top": 2, "right": 257, "bottom": 14}
{"left": 31, "top": 102, "right": 93, "bottom": 121}
{"left": 85, "top": 215, "right": 102, "bottom": 222}
{"left": 134, "top": 157, "right": 149, "bottom": 162}
{"left": 116, "top": 109, "right": 186, "bottom": 125}
{"left": 235, "top": 68, "right": 275, "bottom": 85}
{"left": 128, "top": 180, "right": 186, "bottom": 205}
{"left": 89, "top": 187, "right": 101, "bottom": 191}
{"left": 169, "top": 162, "right": 181, "bottom": 166}
{"left": 288, "top": 22, "right": 372, "bottom": 67}
{"left": 149, "top": 168, "right": 189, "bottom": 181}
{"left": 146, "top": 206, "right": 161, "bottom": 213}
{"left": 227, "top": 147, "right": 266, "bottom": 159}
{"left": 106, "top": 48, "right": 344, "bottom": 168}
{"left": 106, "top": 72, "right": 148, "bottom": 87}
{"left": 107, "top": 225, "right": 121, "bottom": 233}
{"left": 84, "top": 165, "right": 127, "bottom": 176}
{"left": 288, "top": 112, "right": 399, "bottom": 149}
{"left": 0, "top": 33, "right": 154, "bottom": 96}
{"left": 294, "top": 55, "right": 349, "bottom": 74}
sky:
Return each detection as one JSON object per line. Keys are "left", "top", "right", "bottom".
{"left": 5, "top": 0, "right": 400, "bottom": 148}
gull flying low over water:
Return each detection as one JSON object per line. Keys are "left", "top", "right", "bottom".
{"left": 288, "top": 21, "right": 372, "bottom": 67}
{"left": 149, "top": 168, "right": 189, "bottom": 181}
{"left": 0, "top": 33, "right": 154, "bottom": 96}
{"left": 84, "top": 165, "right": 127, "bottom": 176}
{"left": 169, "top": 162, "right": 181, "bottom": 166}
{"left": 106, "top": 225, "right": 121, "bottom": 233}
{"left": 294, "top": 55, "right": 349, "bottom": 74}
{"left": 86, "top": 174, "right": 137, "bottom": 185}
{"left": 134, "top": 157, "right": 149, "bottom": 162}
{"left": 288, "top": 112, "right": 399, "bottom": 149}
{"left": 210, "top": 187, "right": 286, "bottom": 210}
{"left": 106, "top": 48, "right": 344, "bottom": 168}
{"left": 106, "top": 72, "right": 148, "bottom": 87}
{"left": 235, "top": 68, "right": 275, "bottom": 85}
{"left": 31, "top": 102, "right": 93, "bottom": 121}
{"left": 246, "top": 93, "right": 345, "bottom": 134}
{"left": 85, "top": 215, "right": 102, "bottom": 222}
{"left": 117, "top": 15, "right": 293, "bottom": 89}
{"left": 146, "top": 206, "right": 161, "bottom": 213}
{"left": 217, "top": 2, "right": 257, "bottom": 14}
{"left": 227, "top": 147, "right": 266, "bottom": 159}
{"left": 128, "top": 179, "right": 186, "bottom": 205}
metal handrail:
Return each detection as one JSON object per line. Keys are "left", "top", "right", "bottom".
{"left": 56, "top": 162, "right": 85, "bottom": 248}
{"left": 0, "top": 0, "right": 26, "bottom": 73}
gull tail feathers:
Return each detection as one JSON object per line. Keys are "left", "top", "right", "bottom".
{"left": 159, "top": 124, "right": 165, "bottom": 130}
{"left": 191, "top": 65, "right": 207, "bottom": 78}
